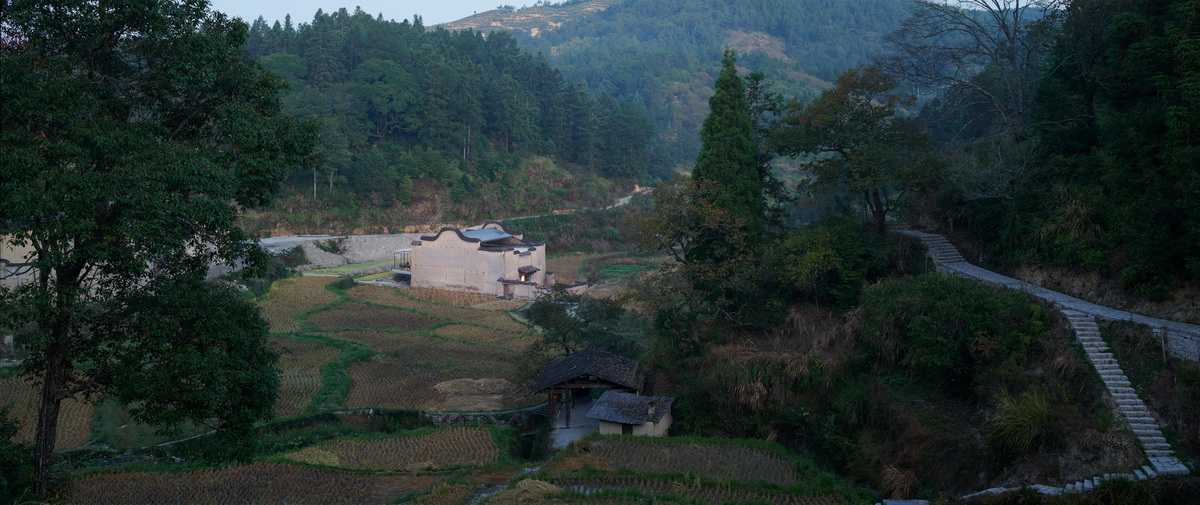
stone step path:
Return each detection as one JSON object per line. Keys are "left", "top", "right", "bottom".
{"left": 1061, "top": 310, "right": 1189, "bottom": 481}
{"left": 895, "top": 228, "right": 1193, "bottom": 499}
{"left": 899, "top": 229, "right": 1200, "bottom": 361}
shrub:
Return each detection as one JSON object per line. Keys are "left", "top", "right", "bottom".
{"left": 0, "top": 406, "right": 34, "bottom": 504}
{"left": 773, "top": 216, "right": 924, "bottom": 309}
{"left": 857, "top": 274, "right": 1050, "bottom": 399}
{"left": 983, "top": 388, "right": 1059, "bottom": 458}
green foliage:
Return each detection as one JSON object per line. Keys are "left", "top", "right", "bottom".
{"left": 983, "top": 388, "right": 1060, "bottom": 459}
{"left": 528, "top": 287, "right": 646, "bottom": 356}
{"left": 774, "top": 65, "right": 940, "bottom": 232}
{"left": 514, "top": 0, "right": 915, "bottom": 161}
{"left": 232, "top": 248, "right": 309, "bottom": 299}
{"left": 947, "top": 0, "right": 1200, "bottom": 292}
{"left": 0, "top": 406, "right": 34, "bottom": 504}
{"left": 0, "top": 1, "right": 316, "bottom": 494}
{"left": 773, "top": 216, "right": 922, "bottom": 308}
{"left": 93, "top": 280, "right": 280, "bottom": 453}
{"left": 315, "top": 237, "right": 347, "bottom": 255}
{"left": 857, "top": 274, "right": 1051, "bottom": 399}
{"left": 243, "top": 9, "right": 661, "bottom": 215}
{"left": 691, "top": 50, "right": 766, "bottom": 254}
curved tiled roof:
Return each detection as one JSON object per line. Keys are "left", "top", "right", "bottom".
{"left": 531, "top": 346, "right": 644, "bottom": 393}
{"left": 587, "top": 391, "right": 673, "bottom": 425}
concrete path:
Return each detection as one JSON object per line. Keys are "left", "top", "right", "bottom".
{"left": 897, "top": 228, "right": 1192, "bottom": 499}
{"left": 898, "top": 229, "right": 1200, "bottom": 361}
{"left": 550, "top": 398, "right": 599, "bottom": 450}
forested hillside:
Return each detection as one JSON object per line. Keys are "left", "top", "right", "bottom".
{"left": 502, "top": 0, "right": 914, "bottom": 161}
{"left": 911, "top": 0, "right": 1200, "bottom": 299}
{"left": 241, "top": 9, "right": 663, "bottom": 233}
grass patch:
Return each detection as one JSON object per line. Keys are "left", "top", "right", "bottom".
{"left": 91, "top": 398, "right": 206, "bottom": 450}
{"left": 277, "top": 333, "right": 374, "bottom": 413}
{"left": 356, "top": 271, "right": 393, "bottom": 281}
{"left": 306, "top": 260, "right": 392, "bottom": 275}
{"left": 596, "top": 264, "right": 656, "bottom": 281}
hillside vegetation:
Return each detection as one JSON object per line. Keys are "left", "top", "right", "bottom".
{"left": 502, "top": 0, "right": 913, "bottom": 160}
{"left": 241, "top": 8, "right": 663, "bottom": 233}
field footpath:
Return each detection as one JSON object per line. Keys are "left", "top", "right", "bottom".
{"left": 898, "top": 227, "right": 1193, "bottom": 500}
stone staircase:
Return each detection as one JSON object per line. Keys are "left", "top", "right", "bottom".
{"left": 895, "top": 228, "right": 1192, "bottom": 498}
{"left": 1058, "top": 309, "right": 1188, "bottom": 494}
{"left": 915, "top": 233, "right": 966, "bottom": 265}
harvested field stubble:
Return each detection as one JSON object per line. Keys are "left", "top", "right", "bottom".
{"left": 308, "top": 302, "right": 438, "bottom": 332}
{"left": 282, "top": 427, "right": 499, "bottom": 470}
{"left": 415, "top": 483, "right": 472, "bottom": 505}
{"left": 257, "top": 276, "right": 339, "bottom": 332}
{"left": 471, "top": 299, "right": 528, "bottom": 312}
{"left": 405, "top": 287, "right": 498, "bottom": 307}
{"left": 433, "top": 324, "right": 540, "bottom": 349}
{"left": 330, "top": 331, "right": 521, "bottom": 370}
{"left": 0, "top": 376, "right": 93, "bottom": 449}
{"left": 345, "top": 362, "right": 532, "bottom": 411}
{"left": 58, "top": 462, "right": 442, "bottom": 505}
{"left": 548, "top": 476, "right": 843, "bottom": 505}
{"left": 270, "top": 337, "right": 340, "bottom": 417}
{"left": 347, "top": 286, "right": 530, "bottom": 332}
{"left": 554, "top": 439, "right": 800, "bottom": 486}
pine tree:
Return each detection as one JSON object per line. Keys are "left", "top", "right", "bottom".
{"left": 691, "top": 49, "right": 765, "bottom": 258}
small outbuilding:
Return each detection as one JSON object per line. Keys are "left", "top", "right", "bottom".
{"left": 587, "top": 390, "right": 674, "bottom": 436}
{"left": 531, "top": 346, "right": 645, "bottom": 428}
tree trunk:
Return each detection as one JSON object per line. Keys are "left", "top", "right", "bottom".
{"left": 33, "top": 338, "right": 69, "bottom": 499}
{"left": 871, "top": 188, "right": 887, "bottom": 233}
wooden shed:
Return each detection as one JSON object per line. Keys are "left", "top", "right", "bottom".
{"left": 531, "top": 346, "right": 644, "bottom": 427}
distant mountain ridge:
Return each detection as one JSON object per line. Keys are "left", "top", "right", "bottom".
{"left": 438, "top": 0, "right": 617, "bottom": 37}
{"left": 444, "top": 0, "right": 914, "bottom": 164}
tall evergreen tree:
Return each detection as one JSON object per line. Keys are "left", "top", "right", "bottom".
{"left": 691, "top": 49, "right": 765, "bottom": 257}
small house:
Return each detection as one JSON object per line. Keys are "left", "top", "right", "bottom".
{"left": 587, "top": 390, "right": 674, "bottom": 436}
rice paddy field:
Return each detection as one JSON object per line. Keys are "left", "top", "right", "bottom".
{"left": 37, "top": 274, "right": 866, "bottom": 504}
{"left": 0, "top": 376, "right": 94, "bottom": 450}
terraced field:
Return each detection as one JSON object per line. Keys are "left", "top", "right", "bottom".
{"left": 270, "top": 337, "right": 341, "bottom": 417}
{"left": 1, "top": 376, "right": 95, "bottom": 449}
{"left": 523, "top": 436, "right": 869, "bottom": 505}
{"left": 50, "top": 275, "right": 871, "bottom": 505}
{"left": 59, "top": 462, "right": 442, "bottom": 505}
{"left": 281, "top": 427, "right": 500, "bottom": 470}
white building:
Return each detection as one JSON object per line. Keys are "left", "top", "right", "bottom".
{"left": 409, "top": 221, "right": 552, "bottom": 299}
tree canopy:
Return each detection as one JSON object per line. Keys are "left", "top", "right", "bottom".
{"left": 0, "top": 0, "right": 317, "bottom": 497}
{"left": 242, "top": 8, "right": 663, "bottom": 213}
{"left": 774, "top": 65, "right": 938, "bottom": 232}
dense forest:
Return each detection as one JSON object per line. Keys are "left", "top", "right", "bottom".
{"left": 910, "top": 0, "right": 1200, "bottom": 297}
{"left": 509, "top": 0, "right": 915, "bottom": 161}
{"left": 241, "top": 9, "right": 664, "bottom": 231}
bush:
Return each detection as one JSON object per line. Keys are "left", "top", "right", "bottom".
{"left": 773, "top": 216, "right": 924, "bottom": 309}
{"left": 0, "top": 406, "right": 34, "bottom": 504}
{"left": 983, "top": 388, "right": 1059, "bottom": 458}
{"left": 857, "top": 274, "right": 1050, "bottom": 399}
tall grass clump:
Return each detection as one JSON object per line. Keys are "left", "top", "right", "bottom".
{"left": 983, "top": 388, "right": 1059, "bottom": 458}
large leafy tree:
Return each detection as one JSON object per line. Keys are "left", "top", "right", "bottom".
{"left": 774, "top": 65, "right": 938, "bottom": 233}
{"left": 0, "top": 0, "right": 317, "bottom": 498}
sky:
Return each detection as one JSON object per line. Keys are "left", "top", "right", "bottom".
{"left": 207, "top": 1, "right": 507, "bottom": 26}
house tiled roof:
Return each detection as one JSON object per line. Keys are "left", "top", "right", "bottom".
{"left": 518, "top": 265, "right": 540, "bottom": 274}
{"left": 587, "top": 390, "right": 673, "bottom": 425}
{"left": 530, "top": 346, "right": 644, "bottom": 393}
